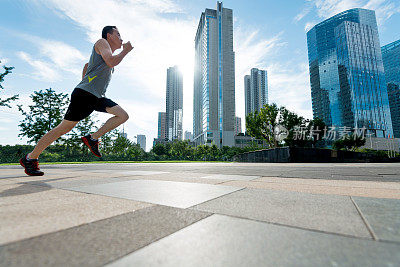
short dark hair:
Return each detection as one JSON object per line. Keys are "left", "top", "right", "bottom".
{"left": 102, "top": 26, "right": 117, "bottom": 40}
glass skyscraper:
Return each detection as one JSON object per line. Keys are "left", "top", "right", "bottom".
{"left": 157, "top": 112, "right": 166, "bottom": 140}
{"left": 193, "top": 2, "right": 235, "bottom": 147}
{"left": 382, "top": 39, "right": 400, "bottom": 138}
{"left": 166, "top": 66, "right": 183, "bottom": 141}
{"left": 136, "top": 135, "right": 146, "bottom": 151}
{"left": 307, "top": 8, "right": 393, "bottom": 138}
{"left": 244, "top": 68, "right": 268, "bottom": 118}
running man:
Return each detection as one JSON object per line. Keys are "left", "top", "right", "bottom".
{"left": 20, "top": 26, "right": 133, "bottom": 176}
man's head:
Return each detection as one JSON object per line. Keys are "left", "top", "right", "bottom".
{"left": 102, "top": 26, "right": 123, "bottom": 49}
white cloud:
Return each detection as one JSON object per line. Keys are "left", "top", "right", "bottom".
{"left": 268, "top": 63, "right": 313, "bottom": 119}
{"left": 294, "top": 5, "right": 312, "bottom": 22}
{"left": 14, "top": 32, "right": 86, "bottom": 82}
{"left": 0, "top": 49, "right": 8, "bottom": 65}
{"left": 299, "top": 0, "right": 400, "bottom": 27}
{"left": 234, "top": 27, "right": 288, "bottom": 127}
{"left": 17, "top": 51, "right": 61, "bottom": 82}
{"left": 39, "top": 40, "right": 85, "bottom": 76}
{"left": 0, "top": 58, "right": 8, "bottom": 65}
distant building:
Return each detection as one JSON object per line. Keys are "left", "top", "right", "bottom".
{"left": 157, "top": 112, "right": 166, "bottom": 140}
{"left": 307, "top": 8, "right": 393, "bottom": 138}
{"left": 166, "top": 66, "right": 183, "bottom": 141}
{"left": 382, "top": 39, "right": 400, "bottom": 138}
{"left": 119, "top": 132, "right": 127, "bottom": 139}
{"left": 137, "top": 135, "right": 146, "bottom": 151}
{"left": 153, "top": 138, "right": 169, "bottom": 147}
{"left": 234, "top": 117, "right": 242, "bottom": 135}
{"left": 184, "top": 131, "right": 192, "bottom": 141}
{"left": 244, "top": 68, "right": 268, "bottom": 117}
{"left": 193, "top": 1, "right": 235, "bottom": 147}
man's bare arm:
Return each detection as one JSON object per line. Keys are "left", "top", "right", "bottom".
{"left": 95, "top": 39, "right": 133, "bottom": 68}
{"left": 82, "top": 63, "right": 88, "bottom": 80}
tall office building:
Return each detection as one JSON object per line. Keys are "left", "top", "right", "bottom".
{"left": 382, "top": 39, "right": 400, "bottom": 138}
{"left": 193, "top": 1, "right": 235, "bottom": 147}
{"left": 234, "top": 117, "right": 242, "bottom": 135}
{"left": 307, "top": 8, "right": 393, "bottom": 138}
{"left": 137, "top": 135, "right": 146, "bottom": 151}
{"left": 244, "top": 68, "right": 268, "bottom": 118}
{"left": 166, "top": 66, "right": 183, "bottom": 141}
{"left": 157, "top": 112, "right": 166, "bottom": 140}
{"left": 184, "top": 131, "right": 193, "bottom": 141}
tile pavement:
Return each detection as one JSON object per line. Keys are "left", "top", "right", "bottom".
{"left": 1, "top": 162, "right": 400, "bottom": 266}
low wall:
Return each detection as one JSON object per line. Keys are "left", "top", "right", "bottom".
{"left": 234, "top": 147, "right": 399, "bottom": 163}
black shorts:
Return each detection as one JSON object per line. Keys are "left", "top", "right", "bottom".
{"left": 64, "top": 88, "right": 118, "bottom": 121}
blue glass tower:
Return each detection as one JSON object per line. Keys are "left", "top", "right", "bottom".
{"left": 382, "top": 39, "right": 400, "bottom": 138}
{"left": 307, "top": 8, "right": 393, "bottom": 138}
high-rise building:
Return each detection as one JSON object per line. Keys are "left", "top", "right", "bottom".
{"left": 184, "top": 131, "right": 193, "bottom": 141}
{"left": 382, "top": 39, "right": 400, "bottom": 138}
{"left": 244, "top": 68, "right": 268, "bottom": 118}
{"left": 157, "top": 112, "right": 166, "bottom": 140}
{"left": 137, "top": 135, "right": 146, "bottom": 151}
{"left": 166, "top": 66, "right": 183, "bottom": 141}
{"left": 234, "top": 117, "right": 242, "bottom": 135}
{"left": 193, "top": 1, "right": 235, "bottom": 147}
{"left": 307, "top": 8, "right": 393, "bottom": 138}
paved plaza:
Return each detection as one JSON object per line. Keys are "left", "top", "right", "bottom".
{"left": 1, "top": 162, "right": 400, "bottom": 266}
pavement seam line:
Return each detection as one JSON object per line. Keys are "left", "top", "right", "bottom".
{"left": 0, "top": 206, "right": 156, "bottom": 247}
{"left": 350, "top": 196, "right": 378, "bottom": 241}
{"left": 210, "top": 213, "right": 383, "bottom": 242}
{"left": 104, "top": 212, "right": 214, "bottom": 266}
{"left": 187, "top": 187, "right": 247, "bottom": 208}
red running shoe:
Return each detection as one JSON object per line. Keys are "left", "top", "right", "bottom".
{"left": 81, "top": 134, "right": 102, "bottom": 157}
{"left": 19, "top": 154, "right": 44, "bottom": 176}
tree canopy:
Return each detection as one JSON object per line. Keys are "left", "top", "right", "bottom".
{"left": 0, "top": 62, "right": 19, "bottom": 108}
{"left": 18, "top": 88, "right": 69, "bottom": 144}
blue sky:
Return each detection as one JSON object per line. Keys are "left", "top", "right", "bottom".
{"left": 1, "top": 0, "right": 400, "bottom": 151}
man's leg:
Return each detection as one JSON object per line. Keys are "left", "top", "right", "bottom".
{"left": 91, "top": 105, "right": 129, "bottom": 140}
{"left": 29, "top": 119, "right": 78, "bottom": 159}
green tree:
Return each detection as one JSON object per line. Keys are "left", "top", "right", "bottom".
{"left": 246, "top": 103, "right": 280, "bottom": 148}
{"left": 0, "top": 62, "right": 19, "bottom": 108}
{"left": 126, "top": 143, "right": 144, "bottom": 160}
{"left": 208, "top": 144, "right": 219, "bottom": 160}
{"left": 65, "top": 114, "right": 99, "bottom": 151}
{"left": 100, "top": 129, "right": 119, "bottom": 154}
{"left": 279, "top": 106, "right": 306, "bottom": 147}
{"left": 111, "top": 135, "right": 132, "bottom": 155}
{"left": 333, "top": 133, "right": 366, "bottom": 151}
{"left": 107, "top": 135, "right": 144, "bottom": 160}
{"left": 170, "top": 140, "right": 193, "bottom": 160}
{"left": 194, "top": 144, "right": 208, "bottom": 160}
{"left": 18, "top": 88, "right": 69, "bottom": 144}
{"left": 152, "top": 143, "right": 168, "bottom": 157}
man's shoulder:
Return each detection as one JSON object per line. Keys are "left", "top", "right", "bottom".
{"left": 94, "top": 39, "right": 110, "bottom": 54}
{"left": 95, "top": 38, "right": 108, "bottom": 47}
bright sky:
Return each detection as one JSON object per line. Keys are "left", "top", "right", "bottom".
{"left": 1, "top": 0, "right": 399, "bottom": 151}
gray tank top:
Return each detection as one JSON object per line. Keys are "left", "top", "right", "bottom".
{"left": 76, "top": 44, "right": 113, "bottom": 98}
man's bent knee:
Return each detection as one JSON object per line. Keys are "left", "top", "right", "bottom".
{"left": 115, "top": 109, "right": 129, "bottom": 122}
{"left": 121, "top": 112, "right": 129, "bottom": 122}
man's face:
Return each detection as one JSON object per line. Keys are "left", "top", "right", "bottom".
{"left": 108, "top": 28, "right": 123, "bottom": 49}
